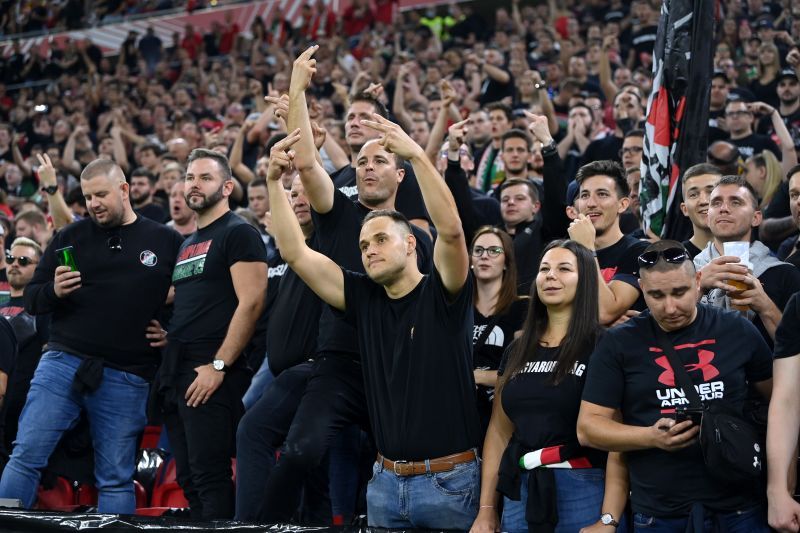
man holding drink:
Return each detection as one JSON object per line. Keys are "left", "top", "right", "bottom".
{"left": 0, "top": 158, "right": 183, "bottom": 513}
{"left": 693, "top": 175, "right": 800, "bottom": 344}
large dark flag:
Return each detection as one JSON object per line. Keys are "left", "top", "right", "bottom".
{"left": 640, "top": 0, "right": 715, "bottom": 240}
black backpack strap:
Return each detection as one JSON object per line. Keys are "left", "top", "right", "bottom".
{"left": 648, "top": 317, "right": 704, "bottom": 410}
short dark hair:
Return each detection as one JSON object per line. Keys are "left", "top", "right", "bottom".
{"left": 682, "top": 162, "right": 723, "bottom": 184}
{"left": 351, "top": 92, "right": 389, "bottom": 119}
{"left": 714, "top": 174, "right": 759, "bottom": 210}
{"left": 501, "top": 129, "right": 532, "bottom": 150}
{"left": 130, "top": 167, "right": 157, "bottom": 185}
{"left": 497, "top": 178, "right": 539, "bottom": 203}
{"left": 787, "top": 163, "right": 800, "bottom": 183}
{"left": 81, "top": 159, "right": 124, "bottom": 183}
{"left": 15, "top": 209, "right": 47, "bottom": 229}
{"left": 362, "top": 209, "right": 412, "bottom": 235}
{"left": 575, "top": 159, "right": 629, "bottom": 197}
{"left": 568, "top": 102, "right": 594, "bottom": 120}
{"left": 249, "top": 178, "right": 267, "bottom": 189}
{"left": 186, "top": 148, "right": 232, "bottom": 181}
{"left": 485, "top": 102, "right": 513, "bottom": 122}
{"left": 639, "top": 239, "right": 695, "bottom": 275}
{"left": 624, "top": 128, "right": 645, "bottom": 140}
{"left": 139, "top": 143, "right": 163, "bottom": 156}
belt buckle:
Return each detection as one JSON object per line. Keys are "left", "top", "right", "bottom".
{"left": 393, "top": 460, "right": 409, "bottom": 475}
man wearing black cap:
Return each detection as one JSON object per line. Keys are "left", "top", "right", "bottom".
{"left": 768, "top": 67, "right": 800, "bottom": 150}
{"left": 709, "top": 72, "right": 731, "bottom": 143}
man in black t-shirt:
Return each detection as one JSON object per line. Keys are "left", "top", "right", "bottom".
{"left": 330, "top": 93, "right": 429, "bottom": 232}
{"left": 581, "top": 91, "right": 644, "bottom": 165}
{"left": 724, "top": 100, "right": 781, "bottom": 160}
{"left": 694, "top": 175, "right": 800, "bottom": 345}
{"left": 568, "top": 160, "right": 649, "bottom": 325}
{"left": 578, "top": 240, "right": 772, "bottom": 529}
{"left": 767, "top": 291, "right": 800, "bottom": 530}
{"left": 162, "top": 149, "right": 268, "bottom": 520}
{"left": 246, "top": 46, "right": 435, "bottom": 524}
{"left": 0, "top": 237, "right": 48, "bottom": 459}
{"left": 266, "top": 112, "right": 479, "bottom": 529}
{"left": 0, "top": 158, "right": 183, "bottom": 514}
{"left": 130, "top": 167, "right": 169, "bottom": 224}
{"left": 679, "top": 163, "right": 723, "bottom": 258}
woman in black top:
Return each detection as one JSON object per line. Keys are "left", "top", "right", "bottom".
{"left": 471, "top": 240, "right": 626, "bottom": 533}
{"left": 470, "top": 226, "right": 527, "bottom": 440}
{"left": 749, "top": 42, "right": 781, "bottom": 109}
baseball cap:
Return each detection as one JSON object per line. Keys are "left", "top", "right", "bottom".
{"left": 712, "top": 70, "right": 730, "bottom": 83}
{"left": 778, "top": 68, "right": 799, "bottom": 83}
{"left": 756, "top": 17, "right": 773, "bottom": 30}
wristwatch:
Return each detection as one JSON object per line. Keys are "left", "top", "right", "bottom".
{"left": 541, "top": 139, "right": 557, "bottom": 156}
{"left": 600, "top": 513, "right": 619, "bottom": 527}
{"left": 41, "top": 185, "right": 58, "bottom": 195}
{"left": 534, "top": 82, "right": 547, "bottom": 90}
{"left": 212, "top": 359, "right": 226, "bottom": 372}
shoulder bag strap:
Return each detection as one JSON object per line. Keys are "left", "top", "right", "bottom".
{"left": 648, "top": 317, "right": 704, "bottom": 409}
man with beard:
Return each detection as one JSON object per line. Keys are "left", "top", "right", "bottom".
{"left": 166, "top": 181, "right": 197, "bottom": 238}
{"left": 0, "top": 238, "right": 48, "bottom": 457}
{"left": 0, "top": 158, "right": 182, "bottom": 513}
{"left": 158, "top": 149, "right": 267, "bottom": 520}
{"left": 130, "top": 167, "right": 169, "bottom": 223}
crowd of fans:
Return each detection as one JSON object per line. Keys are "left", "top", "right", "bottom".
{"left": 0, "top": 0, "right": 800, "bottom": 531}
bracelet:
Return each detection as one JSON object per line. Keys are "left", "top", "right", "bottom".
{"left": 479, "top": 504, "right": 495, "bottom": 509}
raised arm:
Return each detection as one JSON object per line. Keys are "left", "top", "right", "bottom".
{"left": 444, "top": 119, "right": 481, "bottom": 245}
{"left": 267, "top": 129, "right": 344, "bottom": 310}
{"left": 36, "top": 154, "right": 73, "bottom": 230}
{"left": 598, "top": 36, "right": 620, "bottom": 104}
{"left": 363, "top": 114, "right": 469, "bottom": 295}
{"left": 287, "top": 45, "right": 336, "bottom": 214}
{"left": 525, "top": 112, "right": 569, "bottom": 240}
{"left": 229, "top": 122, "right": 256, "bottom": 185}
{"left": 767, "top": 354, "right": 800, "bottom": 531}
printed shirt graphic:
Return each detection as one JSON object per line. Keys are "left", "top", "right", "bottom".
{"left": 581, "top": 305, "right": 773, "bottom": 516}
{"left": 172, "top": 239, "right": 212, "bottom": 282}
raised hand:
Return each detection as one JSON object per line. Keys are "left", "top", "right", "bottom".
{"left": 448, "top": 118, "right": 469, "bottom": 151}
{"left": 523, "top": 110, "right": 554, "bottom": 145}
{"left": 290, "top": 44, "right": 319, "bottom": 93}
{"left": 35, "top": 153, "right": 57, "bottom": 187}
{"left": 266, "top": 128, "right": 302, "bottom": 181}
{"left": 362, "top": 113, "right": 425, "bottom": 159}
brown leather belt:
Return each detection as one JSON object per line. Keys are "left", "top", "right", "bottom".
{"left": 378, "top": 449, "right": 478, "bottom": 476}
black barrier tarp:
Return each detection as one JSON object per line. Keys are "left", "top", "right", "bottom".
{"left": 0, "top": 509, "right": 454, "bottom": 532}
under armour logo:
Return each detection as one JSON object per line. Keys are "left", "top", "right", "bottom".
{"left": 654, "top": 349, "right": 720, "bottom": 387}
{"left": 753, "top": 456, "right": 761, "bottom": 470}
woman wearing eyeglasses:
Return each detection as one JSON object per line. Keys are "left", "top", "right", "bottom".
{"left": 469, "top": 226, "right": 527, "bottom": 440}
{"left": 471, "top": 239, "right": 627, "bottom": 533}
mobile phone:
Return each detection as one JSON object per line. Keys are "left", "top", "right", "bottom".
{"left": 55, "top": 246, "right": 78, "bottom": 272}
{"left": 674, "top": 406, "right": 703, "bottom": 425}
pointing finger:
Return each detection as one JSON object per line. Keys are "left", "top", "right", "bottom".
{"left": 361, "top": 119, "right": 389, "bottom": 132}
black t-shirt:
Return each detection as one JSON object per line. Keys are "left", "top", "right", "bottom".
{"left": 730, "top": 133, "right": 780, "bottom": 160}
{"left": 775, "top": 291, "right": 800, "bottom": 359}
{"left": 169, "top": 211, "right": 268, "bottom": 359}
{"left": 479, "top": 70, "right": 515, "bottom": 106}
{"left": 596, "top": 234, "right": 649, "bottom": 311}
{"left": 631, "top": 25, "right": 658, "bottom": 68}
{"left": 681, "top": 240, "right": 702, "bottom": 259}
{"left": 755, "top": 264, "right": 800, "bottom": 346}
{"left": 473, "top": 298, "right": 527, "bottom": 370}
{"left": 135, "top": 202, "right": 170, "bottom": 224}
{"left": 312, "top": 189, "right": 432, "bottom": 359}
{"left": 749, "top": 78, "right": 780, "bottom": 110}
{"left": 342, "top": 268, "right": 480, "bottom": 460}
{"left": 25, "top": 216, "right": 183, "bottom": 378}
{"left": 499, "top": 343, "right": 605, "bottom": 465}
{"left": 330, "top": 163, "right": 429, "bottom": 223}
{"left": 265, "top": 237, "right": 323, "bottom": 375}
{"left": 0, "top": 317, "right": 15, "bottom": 376}
{"left": 582, "top": 306, "right": 773, "bottom": 516}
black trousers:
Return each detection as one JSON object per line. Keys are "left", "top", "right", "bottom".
{"left": 257, "top": 355, "right": 369, "bottom": 523}
{"left": 163, "top": 365, "right": 249, "bottom": 520}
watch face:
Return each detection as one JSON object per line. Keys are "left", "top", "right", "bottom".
{"left": 601, "top": 514, "right": 613, "bottom": 525}
{"left": 213, "top": 360, "right": 224, "bottom": 371}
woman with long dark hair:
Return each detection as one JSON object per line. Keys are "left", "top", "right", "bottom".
{"left": 470, "top": 239, "right": 626, "bottom": 533}
{"left": 470, "top": 226, "right": 527, "bottom": 439}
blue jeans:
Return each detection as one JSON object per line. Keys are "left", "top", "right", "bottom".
{"left": 502, "top": 469, "right": 606, "bottom": 533}
{"left": 0, "top": 351, "right": 149, "bottom": 514}
{"left": 366, "top": 457, "right": 479, "bottom": 529}
{"left": 633, "top": 505, "right": 769, "bottom": 532}
{"left": 241, "top": 354, "right": 275, "bottom": 411}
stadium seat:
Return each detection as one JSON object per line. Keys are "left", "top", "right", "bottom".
{"left": 139, "top": 425, "right": 162, "bottom": 450}
{"left": 150, "top": 458, "right": 188, "bottom": 508}
{"left": 35, "top": 476, "right": 75, "bottom": 510}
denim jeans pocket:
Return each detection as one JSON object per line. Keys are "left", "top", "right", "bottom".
{"left": 368, "top": 462, "right": 381, "bottom": 485}
{"left": 41, "top": 350, "right": 64, "bottom": 361}
{"left": 633, "top": 512, "right": 656, "bottom": 528}
{"left": 430, "top": 462, "right": 478, "bottom": 496}
{"left": 121, "top": 371, "right": 149, "bottom": 387}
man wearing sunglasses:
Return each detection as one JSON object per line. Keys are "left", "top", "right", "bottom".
{"left": 0, "top": 158, "right": 184, "bottom": 514}
{"left": 578, "top": 240, "right": 773, "bottom": 532}
{"left": 0, "top": 238, "right": 48, "bottom": 458}
{"left": 694, "top": 175, "right": 800, "bottom": 344}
